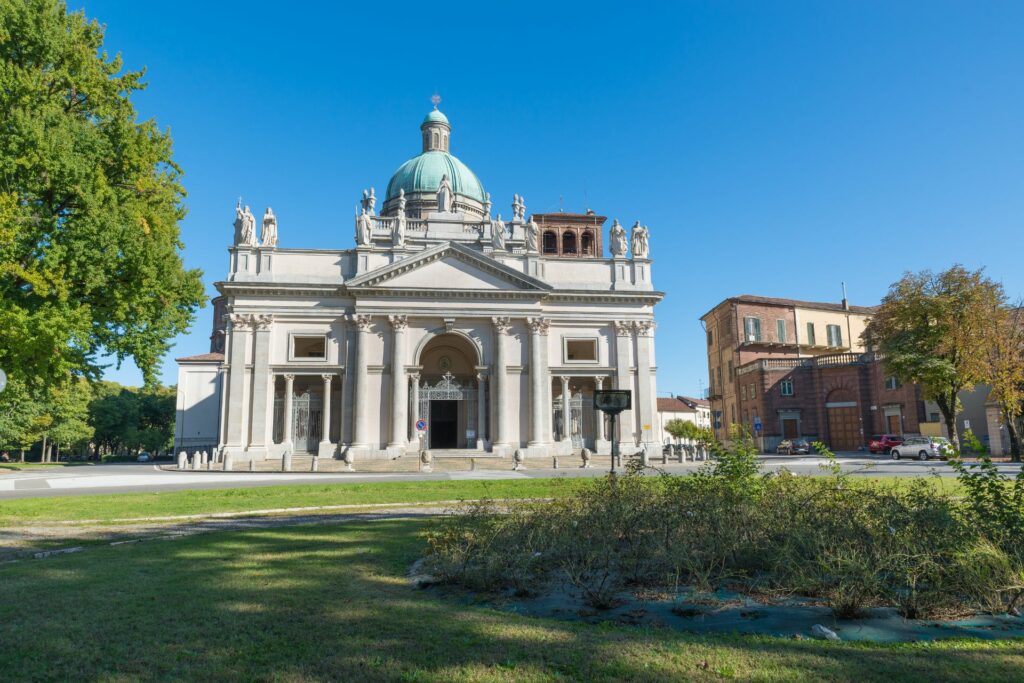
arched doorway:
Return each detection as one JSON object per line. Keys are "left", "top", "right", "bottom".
{"left": 416, "top": 333, "right": 482, "bottom": 449}
{"left": 825, "top": 388, "right": 861, "bottom": 451}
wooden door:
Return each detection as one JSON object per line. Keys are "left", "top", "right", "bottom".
{"left": 782, "top": 419, "right": 799, "bottom": 438}
{"left": 827, "top": 406, "right": 861, "bottom": 451}
{"left": 887, "top": 413, "right": 901, "bottom": 435}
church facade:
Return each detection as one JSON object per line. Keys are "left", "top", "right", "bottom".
{"left": 173, "top": 108, "right": 662, "bottom": 463}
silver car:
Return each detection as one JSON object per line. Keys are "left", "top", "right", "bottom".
{"left": 890, "top": 436, "right": 953, "bottom": 461}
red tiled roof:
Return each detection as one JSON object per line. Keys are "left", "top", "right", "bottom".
{"left": 701, "top": 295, "right": 877, "bottom": 319}
{"left": 175, "top": 352, "right": 225, "bottom": 363}
{"left": 657, "top": 397, "right": 696, "bottom": 413}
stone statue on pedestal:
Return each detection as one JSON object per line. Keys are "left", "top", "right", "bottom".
{"left": 239, "top": 204, "right": 257, "bottom": 247}
{"left": 609, "top": 219, "right": 628, "bottom": 257}
{"left": 356, "top": 208, "right": 373, "bottom": 246}
{"left": 437, "top": 174, "right": 453, "bottom": 213}
{"left": 360, "top": 187, "right": 376, "bottom": 216}
{"left": 631, "top": 221, "right": 649, "bottom": 259}
{"left": 260, "top": 207, "right": 278, "bottom": 247}
{"left": 394, "top": 189, "right": 407, "bottom": 246}
{"left": 525, "top": 215, "right": 539, "bottom": 253}
{"left": 492, "top": 214, "right": 506, "bottom": 250}
{"left": 483, "top": 192, "right": 492, "bottom": 219}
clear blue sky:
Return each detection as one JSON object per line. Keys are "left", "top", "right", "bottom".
{"left": 79, "top": 0, "right": 1024, "bottom": 396}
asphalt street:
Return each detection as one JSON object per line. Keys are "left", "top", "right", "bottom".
{"left": 1, "top": 455, "right": 1020, "bottom": 500}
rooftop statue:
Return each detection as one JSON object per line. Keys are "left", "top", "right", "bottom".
{"left": 437, "top": 174, "right": 453, "bottom": 213}
{"left": 609, "top": 219, "right": 628, "bottom": 257}
{"left": 239, "top": 204, "right": 258, "bottom": 247}
{"left": 261, "top": 207, "right": 278, "bottom": 248}
{"left": 631, "top": 221, "right": 649, "bottom": 259}
{"left": 483, "top": 192, "right": 492, "bottom": 219}
{"left": 492, "top": 213, "right": 507, "bottom": 250}
{"left": 356, "top": 208, "right": 372, "bottom": 246}
{"left": 360, "top": 187, "right": 377, "bottom": 216}
{"left": 394, "top": 189, "right": 407, "bottom": 246}
{"left": 525, "top": 215, "right": 539, "bottom": 253}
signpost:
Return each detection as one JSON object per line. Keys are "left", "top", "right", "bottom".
{"left": 594, "top": 390, "right": 631, "bottom": 476}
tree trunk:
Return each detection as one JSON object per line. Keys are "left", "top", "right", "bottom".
{"left": 19, "top": 449, "right": 25, "bottom": 463}
{"left": 1005, "top": 407, "right": 1021, "bottom": 462}
{"left": 41, "top": 435, "right": 48, "bottom": 463}
{"left": 935, "top": 390, "right": 960, "bottom": 451}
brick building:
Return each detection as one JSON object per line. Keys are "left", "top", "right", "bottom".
{"left": 701, "top": 295, "right": 925, "bottom": 451}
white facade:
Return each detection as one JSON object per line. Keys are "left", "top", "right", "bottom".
{"left": 175, "top": 109, "right": 662, "bottom": 462}
{"left": 656, "top": 396, "right": 711, "bottom": 444}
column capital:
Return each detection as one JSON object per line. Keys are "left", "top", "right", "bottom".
{"left": 527, "top": 317, "right": 550, "bottom": 335}
{"left": 388, "top": 314, "right": 408, "bottom": 331}
{"left": 613, "top": 320, "right": 634, "bottom": 337}
{"left": 226, "top": 313, "right": 252, "bottom": 330}
{"left": 283, "top": 373, "right": 295, "bottom": 381}
{"left": 409, "top": 372, "right": 420, "bottom": 382}
{"left": 351, "top": 314, "right": 373, "bottom": 331}
{"left": 595, "top": 376, "right": 605, "bottom": 389}
{"left": 252, "top": 314, "right": 273, "bottom": 330}
{"left": 321, "top": 373, "right": 334, "bottom": 383}
{"left": 633, "top": 320, "right": 655, "bottom": 337}
{"left": 476, "top": 372, "right": 486, "bottom": 382}
{"left": 491, "top": 316, "right": 512, "bottom": 335}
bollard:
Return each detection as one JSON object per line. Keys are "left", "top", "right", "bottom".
{"left": 282, "top": 451, "right": 292, "bottom": 472}
{"left": 311, "top": 456, "right": 318, "bottom": 472}
{"left": 552, "top": 456, "right": 558, "bottom": 469}
{"left": 513, "top": 449, "right": 524, "bottom": 471}
{"left": 419, "top": 450, "right": 431, "bottom": 473}
{"left": 177, "top": 451, "right": 187, "bottom": 470}
{"left": 192, "top": 451, "right": 201, "bottom": 471}
{"left": 249, "top": 458, "right": 255, "bottom": 472}
{"left": 662, "top": 449, "right": 668, "bottom": 465}
{"left": 580, "top": 447, "right": 592, "bottom": 469}
{"left": 201, "top": 451, "right": 209, "bottom": 469}
{"left": 343, "top": 451, "right": 354, "bottom": 472}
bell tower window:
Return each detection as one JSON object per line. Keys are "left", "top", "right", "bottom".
{"left": 562, "top": 231, "right": 577, "bottom": 255}
{"left": 543, "top": 231, "right": 558, "bottom": 254}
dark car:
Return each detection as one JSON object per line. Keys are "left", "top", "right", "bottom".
{"left": 890, "top": 436, "right": 953, "bottom": 461}
{"left": 868, "top": 434, "right": 904, "bottom": 454}
{"left": 776, "top": 439, "right": 810, "bottom": 455}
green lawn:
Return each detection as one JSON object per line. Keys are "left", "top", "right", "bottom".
{"left": 0, "top": 461, "right": 95, "bottom": 471}
{"left": 0, "top": 478, "right": 592, "bottom": 525}
{"left": 0, "top": 517, "right": 1021, "bottom": 681}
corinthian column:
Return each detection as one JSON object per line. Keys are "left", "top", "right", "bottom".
{"left": 350, "top": 315, "right": 373, "bottom": 450}
{"left": 319, "top": 373, "right": 333, "bottom": 452}
{"left": 476, "top": 373, "right": 486, "bottom": 450}
{"left": 388, "top": 315, "right": 408, "bottom": 450}
{"left": 282, "top": 373, "right": 295, "bottom": 449}
{"left": 491, "top": 317, "right": 511, "bottom": 450}
{"left": 527, "top": 317, "right": 550, "bottom": 448}
{"left": 408, "top": 373, "right": 420, "bottom": 447}
{"left": 560, "top": 375, "right": 572, "bottom": 445}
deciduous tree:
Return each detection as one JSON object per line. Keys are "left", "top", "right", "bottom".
{"left": 0, "top": 0, "right": 205, "bottom": 398}
{"left": 987, "top": 306, "right": 1024, "bottom": 461}
{"left": 864, "top": 265, "right": 1005, "bottom": 449}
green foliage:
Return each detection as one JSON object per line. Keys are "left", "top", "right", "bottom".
{"left": 864, "top": 265, "right": 1006, "bottom": 447}
{"left": 0, "top": 0, "right": 205, "bottom": 391}
{"left": 664, "top": 418, "right": 715, "bottom": 446}
{"left": 427, "top": 448, "right": 1024, "bottom": 619}
{"left": 88, "top": 381, "right": 175, "bottom": 455}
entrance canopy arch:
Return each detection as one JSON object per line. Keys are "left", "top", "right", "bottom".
{"left": 415, "top": 332, "right": 484, "bottom": 449}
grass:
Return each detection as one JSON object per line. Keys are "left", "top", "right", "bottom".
{"left": 0, "top": 461, "right": 95, "bottom": 471}
{"left": 0, "top": 517, "right": 1021, "bottom": 681}
{"left": 0, "top": 478, "right": 593, "bottom": 525}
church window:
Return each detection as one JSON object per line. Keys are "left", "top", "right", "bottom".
{"left": 291, "top": 335, "right": 327, "bottom": 360}
{"left": 432, "top": 131, "right": 439, "bottom": 148}
{"left": 542, "top": 231, "right": 558, "bottom": 254}
{"left": 562, "top": 231, "right": 577, "bottom": 255}
{"left": 564, "top": 338, "right": 598, "bottom": 363}
{"left": 581, "top": 231, "right": 594, "bottom": 255}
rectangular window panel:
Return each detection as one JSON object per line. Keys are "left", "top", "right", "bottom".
{"left": 565, "top": 339, "right": 597, "bottom": 362}
{"left": 806, "top": 322, "right": 816, "bottom": 346}
{"left": 744, "top": 316, "right": 762, "bottom": 342}
{"left": 781, "top": 379, "right": 794, "bottom": 396}
{"left": 750, "top": 383, "right": 756, "bottom": 398}
{"left": 826, "top": 324, "right": 843, "bottom": 347}
{"left": 292, "top": 335, "right": 327, "bottom": 359}
{"left": 776, "top": 319, "right": 786, "bottom": 343}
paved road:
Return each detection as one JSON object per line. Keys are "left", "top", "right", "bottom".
{"left": 0, "top": 456, "right": 1019, "bottom": 500}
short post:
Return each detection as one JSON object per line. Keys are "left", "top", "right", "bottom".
{"left": 420, "top": 450, "right": 432, "bottom": 473}
{"left": 513, "top": 449, "right": 524, "bottom": 471}
{"left": 249, "top": 458, "right": 255, "bottom": 472}
{"left": 311, "top": 456, "right": 319, "bottom": 472}
{"left": 662, "top": 448, "right": 668, "bottom": 465}
{"left": 580, "top": 447, "right": 592, "bottom": 469}
{"left": 282, "top": 450, "right": 292, "bottom": 472}
{"left": 177, "top": 451, "right": 187, "bottom": 470}
{"left": 192, "top": 452, "right": 201, "bottom": 471}
{"left": 552, "top": 455, "right": 559, "bottom": 469}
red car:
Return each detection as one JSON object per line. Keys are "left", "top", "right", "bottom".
{"left": 868, "top": 434, "right": 904, "bottom": 454}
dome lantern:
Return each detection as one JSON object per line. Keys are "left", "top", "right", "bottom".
{"left": 421, "top": 106, "right": 450, "bottom": 153}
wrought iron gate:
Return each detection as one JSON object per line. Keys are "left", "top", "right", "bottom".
{"left": 418, "top": 372, "right": 478, "bottom": 449}
{"left": 553, "top": 392, "right": 593, "bottom": 449}
{"left": 273, "top": 391, "right": 323, "bottom": 452}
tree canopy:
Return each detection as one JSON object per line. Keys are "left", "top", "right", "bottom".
{"left": 864, "top": 265, "right": 1005, "bottom": 448}
{"left": 0, "top": 0, "right": 204, "bottom": 393}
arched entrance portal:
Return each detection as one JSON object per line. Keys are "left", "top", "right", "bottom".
{"left": 416, "top": 333, "right": 484, "bottom": 450}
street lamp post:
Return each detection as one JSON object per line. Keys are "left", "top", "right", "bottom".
{"left": 594, "top": 389, "right": 631, "bottom": 478}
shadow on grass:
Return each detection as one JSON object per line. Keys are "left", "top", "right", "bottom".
{"left": 0, "top": 518, "right": 1022, "bottom": 681}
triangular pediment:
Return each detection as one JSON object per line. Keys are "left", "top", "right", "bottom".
{"left": 346, "top": 242, "right": 551, "bottom": 292}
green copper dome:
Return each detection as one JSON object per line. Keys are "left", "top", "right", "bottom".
{"left": 422, "top": 109, "right": 449, "bottom": 126}
{"left": 385, "top": 150, "right": 486, "bottom": 203}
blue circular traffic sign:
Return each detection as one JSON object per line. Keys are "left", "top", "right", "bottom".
{"left": 416, "top": 419, "right": 427, "bottom": 431}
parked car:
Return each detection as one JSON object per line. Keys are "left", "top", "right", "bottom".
{"left": 889, "top": 436, "right": 953, "bottom": 461}
{"left": 776, "top": 439, "right": 811, "bottom": 455}
{"left": 136, "top": 452, "right": 151, "bottom": 462}
{"left": 868, "top": 434, "right": 904, "bottom": 454}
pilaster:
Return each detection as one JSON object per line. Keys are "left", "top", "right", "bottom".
{"left": 613, "top": 320, "right": 637, "bottom": 452}
{"left": 246, "top": 314, "right": 273, "bottom": 461}
{"left": 491, "top": 317, "right": 512, "bottom": 454}
{"left": 223, "top": 314, "right": 250, "bottom": 461}
{"left": 350, "top": 314, "right": 373, "bottom": 451}
{"left": 527, "top": 317, "right": 550, "bottom": 449}
{"left": 388, "top": 315, "right": 409, "bottom": 452}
